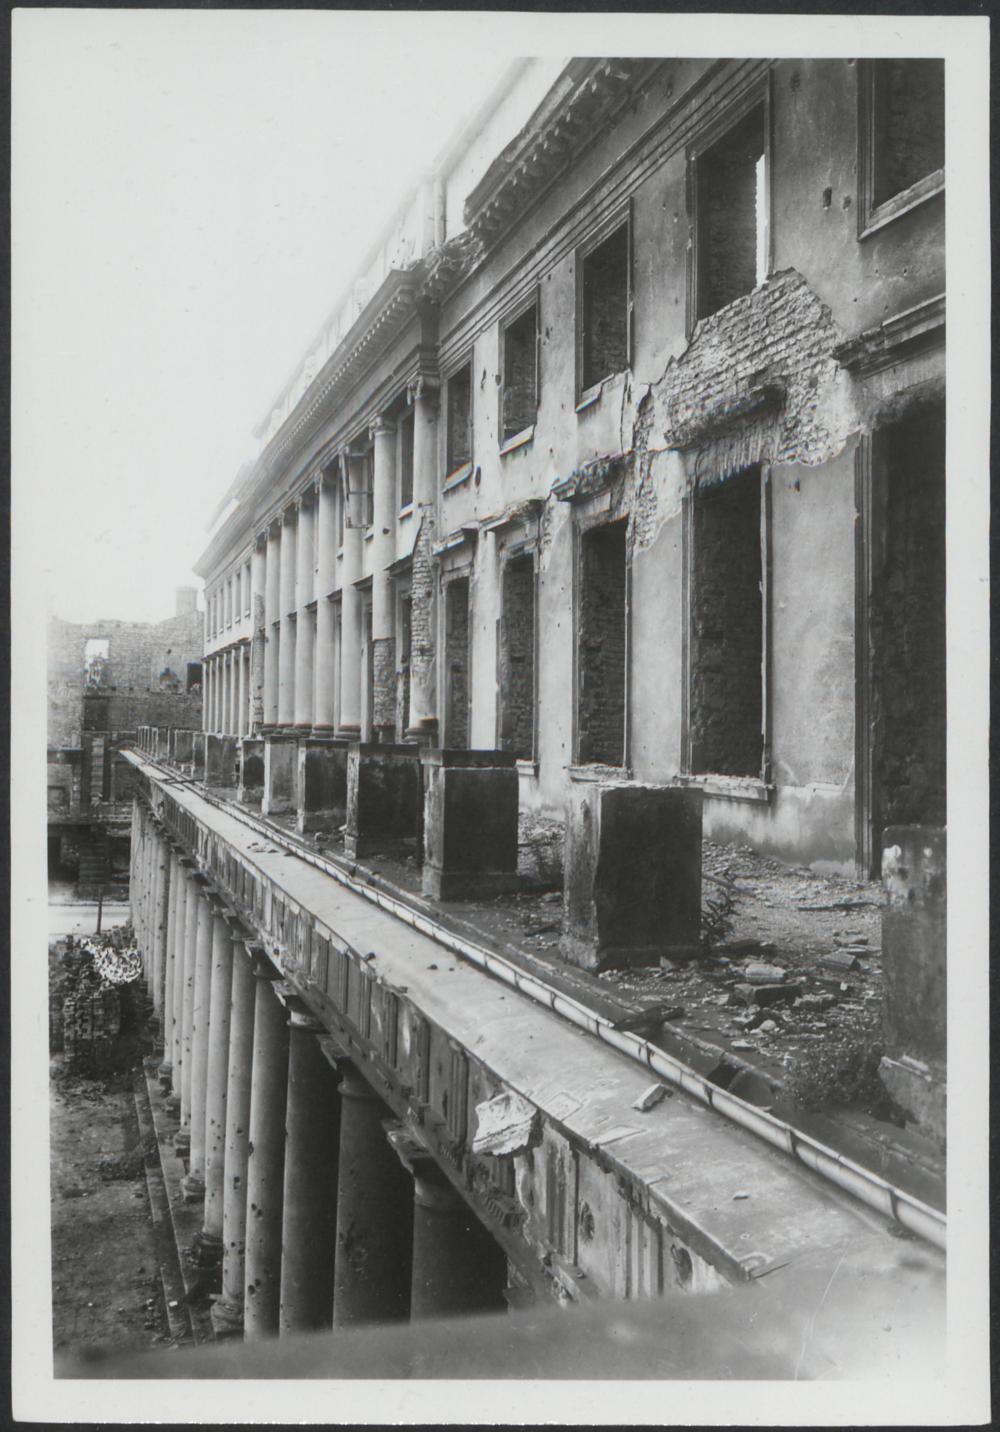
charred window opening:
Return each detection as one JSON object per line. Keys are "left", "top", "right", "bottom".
{"left": 445, "top": 577, "right": 471, "bottom": 748}
{"left": 872, "top": 59, "right": 944, "bottom": 206}
{"left": 689, "top": 467, "right": 764, "bottom": 778}
{"left": 446, "top": 363, "right": 473, "bottom": 477}
{"left": 501, "top": 302, "right": 538, "bottom": 443}
{"left": 871, "top": 405, "right": 946, "bottom": 833}
{"left": 580, "top": 223, "right": 630, "bottom": 393}
{"left": 499, "top": 554, "right": 536, "bottom": 759}
{"left": 398, "top": 409, "right": 415, "bottom": 509}
{"left": 578, "top": 521, "right": 627, "bottom": 766}
{"left": 694, "top": 103, "right": 767, "bottom": 320}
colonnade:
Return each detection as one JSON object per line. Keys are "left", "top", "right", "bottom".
{"left": 203, "top": 379, "right": 441, "bottom": 749}
{"left": 130, "top": 801, "right": 509, "bottom": 1339}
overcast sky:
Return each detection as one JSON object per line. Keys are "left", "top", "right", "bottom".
{"left": 13, "top": 10, "right": 519, "bottom": 624}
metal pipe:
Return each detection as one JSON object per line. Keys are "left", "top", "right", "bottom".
{"left": 128, "top": 748, "right": 947, "bottom": 1252}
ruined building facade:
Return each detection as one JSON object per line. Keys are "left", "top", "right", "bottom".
{"left": 196, "top": 56, "right": 944, "bottom": 877}
{"left": 127, "top": 58, "right": 946, "bottom": 1339}
{"left": 48, "top": 589, "right": 203, "bottom": 888}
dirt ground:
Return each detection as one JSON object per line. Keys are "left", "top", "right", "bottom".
{"left": 50, "top": 1055, "right": 173, "bottom": 1361}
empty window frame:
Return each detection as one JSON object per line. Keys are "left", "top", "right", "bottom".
{"left": 500, "top": 298, "right": 539, "bottom": 445}
{"left": 858, "top": 59, "right": 944, "bottom": 233}
{"left": 689, "top": 98, "right": 768, "bottom": 323}
{"left": 498, "top": 553, "right": 536, "bottom": 759}
{"left": 398, "top": 408, "right": 415, "bottom": 509}
{"left": 444, "top": 576, "right": 471, "bottom": 748}
{"left": 577, "top": 520, "right": 628, "bottom": 766}
{"left": 687, "top": 466, "right": 767, "bottom": 780}
{"left": 445, "top": 361, "right": 473, "bottom": 479}
{"left": 577, "top": 216, "right": 632, "bottom": 398}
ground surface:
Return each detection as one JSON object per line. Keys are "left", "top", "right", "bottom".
{"left": 50, "top": 1058, "right": 171, "bottom": 1361}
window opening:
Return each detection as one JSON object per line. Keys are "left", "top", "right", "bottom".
{"left": 872, "top": 59, "right": 944, "bottom": 207}
{"left": 580, "top": 225, "right": 629, "bottom": 393}
{"left": 446, "top": 363, "right": 473, "bottom": 477}
{"left": 399, "top": 410, "right": 415, "bottom": 508}
{"left": 694, "top": 102, "right": 767, "bottom": 320}
{"left": 499, "top": 555, "right": 536, "bottom": 758}
{"left": 577, "top": 521, "right": 627, "bottom": 765}
{"left": 445, "top": 578, "right": 471, "bottom": 748}
{"left": 501, "top": 303, "right": 538, "bottom": 442}
{"left": 689, "top": 467, "right": 764, "bottom": 778}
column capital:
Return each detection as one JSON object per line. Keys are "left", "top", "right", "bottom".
{"left": 266, "top": 517, "right": 282, "bottom": 539}
{"left": 386, "top": 1123, "right": 463, "bottom": 1210}
{"left": 370, "top": 413, "right": 396, "bottom": 441}
{"left": 245, "top": 942, "right": 280, "bottom": 980}
{"left": 407, "top": 374, "right": 440, "bottom": 406}
{"left": 281, "top": 502, "right": 298, "bottom": 525}
{"left": 255, "top": 529, "right": 269, "bottom": 550}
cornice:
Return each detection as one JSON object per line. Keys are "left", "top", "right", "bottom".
{"left": 833, "top": 293, "right": 945, "bottom": 377}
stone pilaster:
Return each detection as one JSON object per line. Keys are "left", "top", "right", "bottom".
{"left": 277, "top": 508, "right": 297, "bottom": 730}
{"left": 263, "top": 522, "right": 281, "bottom": 730}
{"left": 407, "top": 377, "right": 440, "bottom": 742}
{"left": 337, "top": 454, "right": 365, "bottom": 739}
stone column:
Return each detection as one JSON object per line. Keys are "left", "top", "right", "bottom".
{"left": 332, "top": 1065, "right": 412, "bottom": 1327}
{"left": 251, "top": 535, "right": 267, "bottom": 733}
{"left": 166, "top": 862, "right": 190, "bottom": 1107}
{"left": 387, "top": 1127, "right": 508, "bottom": 1320}
{"left": 175, "top": 871, "right": 202, "bottom": 1152}
{"left": 277, "top": 508, "right": 297, "bottom": 731}
{"left": 337, "top": 456, "right": 364, "bottom": 739}
{"left": 211, "top": 940, "right": 256, "bottom": 1339}
{"left": 370, "top": 415, "right": 397, "bottom": 743}
{"left": 294, "top": 491, "right": 316, "bottom": 732}
{"left": 278, "top": 1013, "right": 340, "bottom": 1334}
{"left": 238, "top": 645, "right": 249, "bottom": 736}
{"left": 151, "top": 830, "right": 171, "bottom": 1021}
{"left": 194, "top": 909, "right": 234, "bottom": 1276}
{"left": 159, "top": 851, "right": 180, "bottom": 1090}
{"left": 406, "top": 377, "right": 440, "bottom": 741}
{"left": 313, "top": 473, "right": 339, "bottom": 733}
{"left": 203, "top": 661, "right": 211, "bottom": 733}
{"left": 181, "top": 885, "right": 215, "bottom": 1199}
{"left": 263, "top": 522, "right": 281, "bottom": 730}
{"left": 243, "top": 963, "right": 290, "bottom": 1340}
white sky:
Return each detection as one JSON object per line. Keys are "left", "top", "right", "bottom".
{"left": 13, "top": 10, "right": 516, "bottom": 624}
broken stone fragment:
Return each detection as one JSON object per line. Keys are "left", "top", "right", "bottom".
{"left": 632, "top": 1082, "right": 670, "bottom": 1112}
{"left": 819, "top": 949, "right": 860, "bottom": 972}
{"left": 743, "top": 962, "right": 787, "bottom": 984}
{"left": 795, "top": 992, "right": 836, "bottom": 1012}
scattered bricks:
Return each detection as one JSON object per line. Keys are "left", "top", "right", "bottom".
{"left": 749, "top": 982, "right": 803, "bottom": 1008}
{"left": 820, "top": 949, "right": 860, "bottom": 973}
{"left": 795, "top": 993, "right": 837, "bottom": 1013}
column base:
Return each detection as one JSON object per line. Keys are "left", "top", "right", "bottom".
{"left": 162, "top": 1092, "right": 181, "bottom": 1117}
{"left": 189, "top": 1229, "right": 224, "bottom": 1277}
{"left": 422, "top": 867, "right": 521, "bottom": 902}
{"left": 180, "top": 1171, "right": 206, "bottom": 1203}
{"left": 173, "top": 1129, "right": 191, "bottom": 1158}
{"left": 209, "top": 1294, "right": 245, "bottom": 1340}
{"left": 156, "top": 1061, "right": 172, "bottom": 1093}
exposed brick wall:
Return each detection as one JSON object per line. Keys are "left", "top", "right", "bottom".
{"left": 689, "top": 467, "right": 763, "bottom": 777}
{"left": 578, "top": 522, "right": 627, "bottom": 766}
{"left": 395, "top": 596, "right": 412, "bottom": 738}
{"left": 445, "top": 577, "right": 471, "bottom": 748}
{"left": 80, "top": 691, "right": 203, "bottom": 735}
{"left": 872, "top": 405, "right": 946, "bottom": 829}
{"left": 499, "top": 556, "right": 535, "bottom": 758}
{"left": 372, "top": 636, "right": 397, "bottom": 737}
{"left": 410, "top": 515, "right": 437, "bottom": 716}
{"left": 647, "top": 270, "right": 848, "bottom": 483}
{"left": 874, "top": 60, "right": 944, "bottom": 205}
{"left": 697, "top": 103, "right": 763, "bottom": 319}
{"left": 582, "top": 225, "right": 629, "bottom": 389}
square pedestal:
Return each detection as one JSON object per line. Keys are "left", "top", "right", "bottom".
{"left": 879, "top": 826, "right": 946, "bottom": 1142}
{"left": 421, "top": 750, "right": 520, "bottom": 900}
{"left": 562, "top": 779, "right": 703, "bottom": 971}
{"left": 263, "top": 737, "right": 297, "bottom": 815}
{"left": 156, "top": 728, "right": 170, "bottom": 760}
{"left": 297, "top": 739, "right": 349, "bottom": 834}
{"left": 238, "top": 738, "right": 265, "bottom": 804}
{"left": 173, "top": 729, "right": 194, "bottom": 768}
{"left": 191, "top": 733, "right": 206, "bottom": 781}
{"left": 205, "top": 734, "right": 238, "bottom": 787}
{"left": 344, "top": 744, "right": 422, "bottom": 860}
